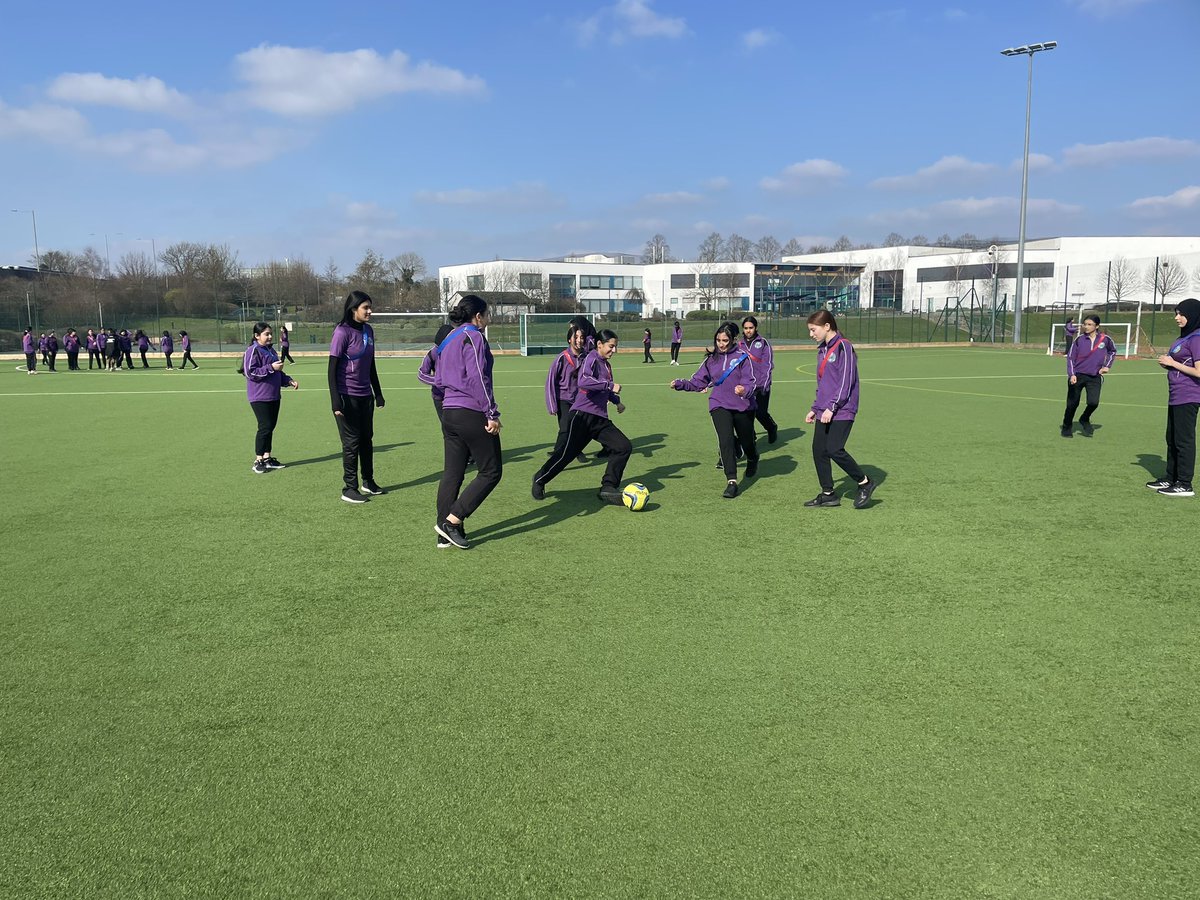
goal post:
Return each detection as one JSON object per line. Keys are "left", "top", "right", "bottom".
{"left": 1048, "top": 322, "right": 1132, "bottom": 359}
{"left": 519, "top": 312, "right": 597, "bottom": 356}
{"left": 368, "top": 312, "right": 450, "bottom": 352}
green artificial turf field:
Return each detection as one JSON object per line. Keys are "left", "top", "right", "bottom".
{"left": 1, "top": 346, "right": 1196, "bottom": 898}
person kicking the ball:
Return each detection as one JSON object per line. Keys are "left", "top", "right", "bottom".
{"left": 804, "top": 310, "right": 876, "bottom": 509}
{"left": 543, "top": 318, "right": 596, "bottom": 466}
{"left": 532, "top": 329, "right": 632, "bottom": 506}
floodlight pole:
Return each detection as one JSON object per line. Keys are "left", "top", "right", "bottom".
{"left": 1002, "top": 41, "right": 1057, "bottom": 345}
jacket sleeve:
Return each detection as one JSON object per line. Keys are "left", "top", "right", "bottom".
{"left": 545, "top": 355, "right": 563, "bottom": 414}
{"left": 417, "top": 349, "right": 437, "bottom": 386}
{"left": 578, "top": 357, "right": 613, "bottom": 393}
{"left": 245, "top": 347, "right": 274, "bottom": 381}
{"left": 370, "top": 359, "right": 383, "bottom": 403}
{"left": 827, "top": 344, "right": 856, "bottom": 412}
{"left": 466, "top": 332, "right": 500, "bottom": 420}
{"left": 1066, "top": 339, "right": 1077, "bottom": 377}
{"left": 673, "top": 359, "right": 712, "bottom": 392}
{"left": 1103, "top": 337, "right": 1116, "bottom": 370}
{"left": 327, "top": 357, "right": 342, "bottom": 412}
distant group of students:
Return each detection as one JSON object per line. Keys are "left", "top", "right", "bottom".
{"left": 19, "top": 326, "right": 209, "bottom": 373}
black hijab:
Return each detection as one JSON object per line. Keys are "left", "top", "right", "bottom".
{"left": 1176, "top": 298, "right": 1200, "bottom": 339}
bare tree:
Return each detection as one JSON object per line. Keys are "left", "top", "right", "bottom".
{"left": 754, "top": 235, "right": 782, "bottom": 262}
{"left": 642, "top": 234, "right": 673, "bottom": 264}
{"left": 36, "top": 249, "right": 82, "bottom": 274}
{"left": 934, "top": 233, "right": 954, "bottom": 248}
{"left": 1093, "top": 256, "right": 1137, "bottom": 306}
{"left": 1144, "top": 257, "right": 1190, "bottom": 310}
{"left": 723, "top": 233, "right": 754, "bottom": 262}
{"left": 351, "top": 249, "right": 389, "bottom": 288}
{"left": 696, "top": 232, "right": 724, "bottom": 263}
{"left": 945, "top": 253, "right": 970, "bottom": 303}
{"left": 832, "top": 235, "right": 854, "bottom": 252}
{"left": 883, "top": 232, "right": 906, "bottom": 247}
{"left": 781, "top": 238, "right": 804, "bottom": 258}
{"left": 910, "top": 234, "right": 930, "bottom": 246}
{"left": 116, "top": 251, "right": 156, "bottom": 283}
{"left": 807, "top": 243, "right": 831, "bottom": 254}
{"left": 77, "top": 247, "right": 107, "bottom": 280}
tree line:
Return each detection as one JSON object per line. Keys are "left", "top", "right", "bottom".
{"left": 642, "top": 231, "right": 1013, "bottom": 265}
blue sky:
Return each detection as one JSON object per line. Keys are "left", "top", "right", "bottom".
{"left": 2, "top": 0, "right": 1198, "bottom": 273}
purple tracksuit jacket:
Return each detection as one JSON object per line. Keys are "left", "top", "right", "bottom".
{"left": 329, "top": 322, "right": 375, "bottom": 397}
{"left": 673, "top": 348, "right": 757, "bottom": 412}
{"left": 544, "top": 347, "right": 584, "bottom": 414}
{"left": 161, "top": 334, "right": 173, "bottom": 354}
{"left": 1067, "top": 332, "right": 1116, "bottom": 377}
{"left": 244, "top": 342, "right": 294, "bottom": 402}
{"left": 1166, "top": 332, "right": 1200, "bottom": 406}
{"left": 417, "top": 343, "right": 445, "bottom": 403}
{"left": 812, "top": 334, "right": 859, "bottom": 421}
{"left": 434, "top": 325, "right": 500, "bottom": 420}
{"left": 23, "top": 333, "right": 34, "bottom": 353}
{"left": 572, "top": 350, "right": 621, "bottom": 418}
{"left": 740, "top": 334, "right": 774, "bottom": 391}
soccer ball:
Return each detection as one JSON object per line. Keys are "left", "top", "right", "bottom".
{"left": 622, "top": 482, "right": 650, "bottom": 511}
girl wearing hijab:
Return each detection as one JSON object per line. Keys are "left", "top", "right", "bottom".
{"left": 21, "top": 328, "right": 37, "bottom": 373}
{"left": 433, "top": 294, "right": 503, "bottom": 549}
{"left": 86, "top": 329, "right": 101, "bottom": 369}
{"left": 329, "top": 290, "right": 386, "bottom": 504}
{"left": 670, "top": 322, "right": 759, "bottom": 498}
{"left": 1061, "top": 314, "right": 1115, "bottom": 438}
{"left": 243, "top": 322, "right": 298, "bottom": 474}
{"left": 804, "top": 310, "right": 877, "bottom": 509}
{"left": 135, "top": 330, "right": 152, "bottom": 368}
{"left": 64, "top": 329, "right": 80, "bottom": 370}
{"left": 1149, "top": 298, "right": 1200, "bottom": 497}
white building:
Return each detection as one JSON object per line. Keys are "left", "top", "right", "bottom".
{"left": 439, "top": 237, "right": 1200, "bottom": 320}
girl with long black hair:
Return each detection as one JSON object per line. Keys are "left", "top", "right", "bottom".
{"left": 244, "top": 322, "right": 298, "bottom": 474}
{"left": 532, "top": 328, "right": 632, "bottom": 506}
{"left": 278, "top": 326, "right": 295, "bottom": 363}
{"left": 329, "top": 290, "right": 386, "bottom": 503}
{"left": 1149, "top": 298, "right": 1200, "bottom": 497}
{"left": 433, "top": 294, "right": 503, "bottom": 549}
{"left": 671, "top": 322, "right": 759, "bottom": 498}
{"left": 543, "top": 317, "right": 597, "bottom": 466}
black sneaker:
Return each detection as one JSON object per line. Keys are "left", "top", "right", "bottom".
{"left": 744, "top": 458, "right": 758, "bottom": 478}
{"left": 532, "top": 478, "right": 545, "bottom": 501}
{"left": 853, "top": 479, "right": 877, "bottom": 509}
{"left": 715, "top": 458, "right": 724, "bottom": 469}
{"left": 252, "top": 460, "right": 268, "bottom": 475}
{"left": 767, "top": 426, "right": 778, "bottom": 444}
{"left": 264, "top": 457, "right": 286, "bottom": 469}
{"left": 1060, "top": 426, "right": 1073, "bottom": 438}
{"left": 1145, "top": 479, "right": 1172, "bottom": 490}
{"left": 575, "top": 453, "right": 588, "bottom": 464}
{"left": 341, "top": 488, "right": 370, "bottom": 504}
{"left": 1079, "top": 421, "right": 1094, "bottom": 436}
{"left": 435, "top": 520, "right": 469, "bottom": 548}
{"left": 804, "top": 491, "right": 840, "bottom": 508}
{"left": 1158, "top": 483, "right": 1195, "bottom": 497}
{"left": 597, "top": 488, "right": 624, "bottom": 505}
{"left": 723, "top": 481, "right": 739, "bottom": 499}
{"left": 360, "top": 481, "right": 387, "bottom": 495}
{"left": 437, "top": 536, "right": 451, "bottom": 549}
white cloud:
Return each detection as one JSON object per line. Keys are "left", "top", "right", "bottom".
{"left": 344, "top": 201, "right": 397, "bottom": 223}
{"left": 1065, "top": 0, "right": 1154, "bottom": 17}
{"left": 553, "top": 219, "right": 604, "bottom": 235}
{"left": 741, "top": 29, "right": 778, "bottom": 50}
{"left": 690, "top": 220, "right": 715, "bottom": 233}
{"left": 760, "top": 159, "right": 848, "bottom": 192}
{"left": 1010, "top": 152, "right": 1056, "bottom": 172}
{"left": 1130, "top": 185, "right": 1200, "bottom": 215}
{"left": 703, "top": 176, "right": 730, "bottom": 190}
{"left": 642, "top": 190, "right": 702, "bottom": 205}
{"left": 0, "top": 99, "right": 89, "bottom": 142}
{"left": 577, "top": 0, "right": 688, "bottom": 44}
{"left": 869, "top": 196, "right": 1082, "bottom": 224}
{"left": 234, "top": 45, "right": 486, "bottom": 117}
{"left": 47, "top": 73, "right": 191, "bottom": 115}
{"left": 871, "top": 155, "right": 995, "bottom": 190}
{"left": 1062, "top": 136, "right": 1200, "bottom": 167}
{"left": 414, "top": 182, "right": 564, "bottom": 211}
{"left": 631, "top": 217, "right": 670, "bottom": 231}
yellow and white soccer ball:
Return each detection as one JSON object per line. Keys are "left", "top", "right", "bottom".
{"left": 622, "top": 482, "right": 650, "bottom": 511}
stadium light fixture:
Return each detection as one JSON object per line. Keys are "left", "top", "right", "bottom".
{"left": 1001, "top": 40, "right": 1057, "bottom": 344}
{"left": 10, "top": 208, "right": 40, "bottom": 271}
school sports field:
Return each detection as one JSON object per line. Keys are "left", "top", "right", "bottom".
{"left": 1, "top": 346, "right": 1195, "bottom": 898}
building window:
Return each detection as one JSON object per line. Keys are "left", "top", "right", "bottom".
{"left": 580, "top": 275, "right": 604, "bottom": 290}
{"left": 442, "top": 277, "right": 450, "bottom": 295}
{"left": 549, "top": 274, "right": 576, "bottom": 299}
{"left": 671, "top": 274, "right": 695, "bottom": 289}
{"left": 519, "top": 273, "right": 542, "bottom": 290}
{"left": 466, "top": 274, "right": 484, "bottom": 291}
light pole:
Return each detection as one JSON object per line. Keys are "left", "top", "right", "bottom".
{"left": 1001, "top": 40, "right": 1057, "bottom": 344}
{"left": 11, "top": 209, "right": 40, "bottom": 270}
{"left": 135, "top": 237, "right": 161, "bottom": 332}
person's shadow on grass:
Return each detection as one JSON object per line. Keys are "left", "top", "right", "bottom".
{"left": 824, "top": 464, "right": 890, "bottom": 508}
{"left": 1133, "top": 453, "right": 1166, "bottom": 478}
{"left": 286, "top": 441, "right": 411, "bottom": 468}
{"left": 734, "top": 453, "right": 799, "bottom": 496}
{"left": 471, "top": 459, "right": 700, "bottom": 543}
{"left": 385, "top": 442, "right": 552, "bottom": 491}
{"left": 767, "top": 426, "right": 805, "bottom": 450}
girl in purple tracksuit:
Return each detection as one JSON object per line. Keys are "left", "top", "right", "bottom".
{"left": 278, "top": 326, "right": 295, "bottom": 363}
{"left": 38, "top": 333, "right": 49, "bottom": 367}
{"left": 433, "top": 294, "right": 503, "bottom": 549}
{"left": 417, "top": 323, "right": 454, "bottom": 422}
{"left": 741, "top": 316, "right": 779, "bottom": 444}
{"left": 543, "top": 318, "right": 597, "bottom": 466}
{"left": 21, "top": 328, "right": 37, "bottom": 373}
{"left": 64, "top": 330, "right": 80, "bottom": 370}
{"left": 642, "top": 328, "right": 654, "bottom": 364}
{"left": 86, "top": 329, "right": 101, "bottom": 369}
{"left": 532, "top": 328, "right": 632, "bottom": 506}
{"left": 46, "top": 331, "right": 59, "bottom": 371}
{"left": 671, "top": 321, "right": 760, "bottom": 498}
{"left": 670, "top": 321, "right": 682, "bottom": 365}
{"left": 804, "top": 310, "right": 876, "bottom": 509}
{"left": 178, "top": 331, "right": 197, "bottom": 368}
{"left": 329, "top": 291, "right": 386, "bottom": 504}
{"left": 161, "top": 331, "right": 174, "bottom": 368}
{"left": 243, "top": 322, "right": 298, "bottom": 474}
{"left": 119, "top": 330, "right": 134, "bottom": 369}
{"left": 1061, "top": 314, "right": 1115, "bottom": 438}
{"left": 135, "top": 330, "right": 152, "bottom": 368}
{"left": 1149, "top": 297, "right": 1200, "bottom": 497}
